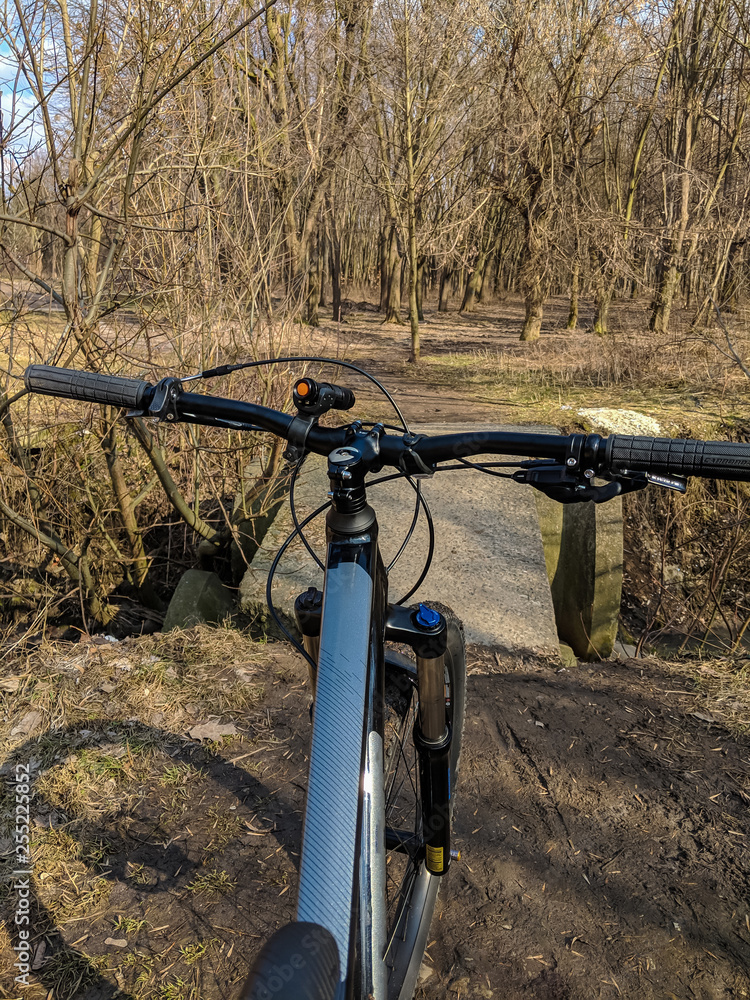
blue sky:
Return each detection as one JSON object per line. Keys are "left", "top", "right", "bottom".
{"left": 0, "top": 39, "right": 47, "bottom": 156}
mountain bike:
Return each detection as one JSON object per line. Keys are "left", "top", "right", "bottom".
{"left": 23, "top": 359, "right": 750, "bottom": 1000}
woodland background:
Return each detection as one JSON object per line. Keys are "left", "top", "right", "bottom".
{"left": 1, "top": 0, "right": 750, "bottom": 645}
{"left": 1, "top": 6, "right": 750, "bottom": 997}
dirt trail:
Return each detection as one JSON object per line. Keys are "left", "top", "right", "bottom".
{"left": 2, "top": 639, "right": 747, "bottom": 1000}
{"left": 431, "top": 648, "right": 750, "bottom": 999}
{"left": 298, "top": 298, "right": 560, "bottom": 425}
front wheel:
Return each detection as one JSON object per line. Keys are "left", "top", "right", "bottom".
{"left": 378, "top": 606, "right": 466, "bottom": 1000}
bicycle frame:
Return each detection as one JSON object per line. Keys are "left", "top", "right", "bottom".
{"left": 296, "top": 523, "right": 388, "bottom": 999}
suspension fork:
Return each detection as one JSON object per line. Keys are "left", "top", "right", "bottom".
{"left": 294, "top": 586, "right": 323, "bottom": 689}
{"left": 385, "top": 603, "right": 453, "bottom": 876}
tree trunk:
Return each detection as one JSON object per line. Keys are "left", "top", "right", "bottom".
{"left": 461, "top": 254, "right": 485, "bottom": 312}
{"left": 408, "top": 259, "right": 419, "bottom": 361}
{"left": 403, "top": 3, "right": 419, "bottom": 362}
{"left": 692, "top": 234, "right": 739, "bottom": 328}
{"left": 438, "top": 267, "right": 452, "bottom": 311}
{"left": 591, "top": 249, "right": 612, "bottom": 335}
{"left": 721, "top": 240, "right": 744, "bottom": 313}
{"left": 318, "top": 230, "right": 327, "bottom": 308}
{"left": 330, "top": 225, "right": 342, "bottom": 322}
{"left": 593, "top": 286, "right": 612, "bottom": 336}
{"left": 379, "top": 226, "right": 388, "bottom": 312}
{"left": 416, "top": 257, "right": 425, "bottom": 322}
{"left": 383, "top": 226, "right": 402, "bottom": 324}
{"left": 567, "top": 259, "right": 579, "bottom": 329}
{"left": 306, "top": 236, "right": 321, "bottom": 326}
{"left": 494, "top": 263, "right": 507, "bottom": 299}
{"left": 306, "top": 263, "right": 321, "bottom": 326}
{"left": 477, "top": 257, "right": 490, "bottom": 302}
{"left": 650, "top": 110, "right": 694, "bottom": 334}
{"left": 520, "top": 278, "right": 544, "bottom": 341}
{"left": 650, "top": 262, "right": 680, "bottom": 334}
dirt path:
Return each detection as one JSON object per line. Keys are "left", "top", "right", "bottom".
{"left": 296, "top": 297, "right": 566, "bottom": 425}
{"left": 2, "top": 635, "right": 747, "bottom": 1000}
{"left": 430, "top": 648, "right": 750, "bottom": 999}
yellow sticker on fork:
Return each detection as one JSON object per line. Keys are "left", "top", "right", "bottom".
{"left": 426, "top": 845, "right": 444, "bottom": 873}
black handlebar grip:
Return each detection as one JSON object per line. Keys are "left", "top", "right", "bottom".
{"left": 607, "top": 434, "right": 750, "bottom": 482}
{"left": 24, "top": 365, "right": 151, "bottom": 409}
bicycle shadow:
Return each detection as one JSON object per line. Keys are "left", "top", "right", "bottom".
{"left": 1, "top": 719, "right": 306, "bottom": 999}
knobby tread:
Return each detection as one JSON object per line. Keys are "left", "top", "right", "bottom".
{"left": 240, "top": 922, "right": 339, "bottom": 1000}
{"left": 608, "top": 434, "right": 750, "bottom": 481}
{"left": 24, "top": 366, "right": 150, "bottom": 408}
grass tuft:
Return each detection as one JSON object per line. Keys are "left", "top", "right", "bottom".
{"left": 37, "top": 950, "right": 109, "bottom": 1000}
{"left": 186, "top": 869, "right": 237, "bottom": 895}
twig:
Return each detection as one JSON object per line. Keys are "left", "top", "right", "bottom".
{"left": 709, "top": 294, "right": 750, "bottom": 381}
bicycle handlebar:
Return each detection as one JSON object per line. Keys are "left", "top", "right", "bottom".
{"left": 23, "top": 364, "right": 750, "bottom": 483}
{"left": 24, "top": 364, "right": 150, "bottom": 408}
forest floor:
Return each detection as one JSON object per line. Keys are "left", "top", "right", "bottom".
{"left": 0, "top": 631, "right": 748, "bottom": 1000}
{"left": 299, "top": 291, "right": 750, "bottom": 437}
{"left": 1, "top": 292, "right": 750, "bottom": 1000}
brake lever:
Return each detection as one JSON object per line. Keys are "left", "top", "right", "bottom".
{"left": 619, "top": 470, "right": 688, "bottom": 494}
{"left": 513, "top": 462, "right": 648, "bottom": 504}
{"left": 127, "top": 376, "right": 182, "bottom": 421}
{"left": 514, "top": 460, "right": 688, "bottom": 504}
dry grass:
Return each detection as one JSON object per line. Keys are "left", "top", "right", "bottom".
{"left": 0, "top": 624, "right": 303, "bottom": 1000}
{"left": 0, "top": 623, "right": 266, "bottom": 755}
{"left": 0, "top": 306, "right": 321, "bottom": 644}
{"left": 0, "top": 622, "right": 267, "bottom": 913}
{"left": 690, "top": 658, "right": 750, "bottom": 736}
{"left": 185, "top": 869, "right": 237, "bottom": 895}
{"left": 414, "top": 328, "right": 750, "bottom": 435}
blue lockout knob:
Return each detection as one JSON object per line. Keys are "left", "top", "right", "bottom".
{"left": 415, "top": 603, "right": 441, "bottom": 629}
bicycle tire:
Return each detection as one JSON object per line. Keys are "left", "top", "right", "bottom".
{"left": 365, "top": 605, "right": 466, "bottom": 1000}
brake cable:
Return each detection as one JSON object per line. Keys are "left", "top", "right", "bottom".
{"left": 267, "top": 460, "right": 531, "bottom": 653}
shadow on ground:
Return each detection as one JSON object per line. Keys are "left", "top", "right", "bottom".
{"left": 1, "top": 646, "right": 748, "bottom": 1000}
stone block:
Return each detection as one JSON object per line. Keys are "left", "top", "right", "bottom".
{"left": 535, "top": 493, "right": 623, "bottom": 661}
{"left": 162, "top": 570, "right": 235, "bottom": 631}
{"left": 559, "top": 642, "right": 578, "bottom": 668}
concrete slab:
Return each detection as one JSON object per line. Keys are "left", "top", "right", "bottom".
{"left": 240, "top": 424, "right": 560, "bottom": 656}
